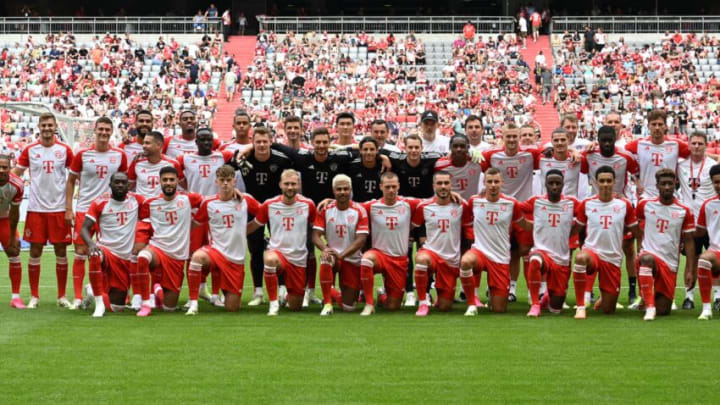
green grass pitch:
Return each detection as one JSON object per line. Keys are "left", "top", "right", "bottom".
{"left": 0, "top": 249, "right": 718, "bottom": 403}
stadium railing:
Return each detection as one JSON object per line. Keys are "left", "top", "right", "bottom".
{"left": 0, "top": 16, "right": 222, "bottom": 35}
{"left": 550, "top": 16, "right": 720, "bottom": 34}
{"left": 257, "top": 16, "right": 514, "bottom": 34}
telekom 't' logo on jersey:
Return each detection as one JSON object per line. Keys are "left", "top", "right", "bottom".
{"left": 222, "top": 214, "right": 235, "bottom": 228}
{"left": 282, "top": 216, "right": 295, "bottom": 230}
{"left": 148, "top": 175, "right": 160, "bottom": 189}
{"left": 599, "top": 215, "right": 613, "bottom": 229}
{"left": 506, "top": 166, "right": 518, "bottom": 178}
{"left": 256, "top": 172, "right": 268, "bottom": 185}
{"left": 365, "top": 180, "right": 377, "bottom": 193}
{"left": 656, "top": 218, "right": 669, "bottom": 233}
{"left": 165, "top": 211, "right": 178, "bottom": 225}
{"left": 198, "top": 164, "right": 211, "bottom": 178}
{"left": 486, "top": 211, "right": 499, "bottom": 225}
{"left": 335, "top": 224, "right": 347, "bottom": 237}
{"left": 42, "top": 160, "right": 55, "bottom": 173}
{"left": 438, "top": 218, "right": 450, "bottom": 232}
{"left": 316, "top": 171, "right": 329, "bottom": 184}
{"left": 547, "top": 213, "right": 560, "bottom": 227}
{"left": 115, "top": 212, "right": 128, "bottom": 225}
{"left": 408, "top": 177, "right": 420, "bottom": 187}
{"left": 455, "top": 178, "right": 468, "bottom": 191}
{"left": 95, "top": 165, "right": 108, "bottom": 179}
{"left": 385, "top": 216, "right": 398, "bottom": 229}
{"left": 651, "top": 152, "right": 664, "bottom": 166}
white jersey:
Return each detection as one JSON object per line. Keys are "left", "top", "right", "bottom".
{"left": 677, "top": 157, "right": 715, "bottom": 218}
{"left": 524, "top": 195, "right": 579, "bottom": 266}
{"left": 140, "top": 192, "right": 203, "bottom": 260}
{"left": 422, "top": 134, "right": 450, "bottom": 154}
{"left": 313, "top": 201, "right": 369, "bottom": 265}
{"left": 636, "top": 198, "right": 695, "bottom": 271}
{"left": 469, "top": 141, "right": 494, "bottom": 153}
{"left": 219, "top": 141, "right": 252, "bottom": 192}
{"left": 255, "top": 195, "right": 315, "bottom": 267}
{"left": 177, "top": 150, "right": 234, "bottom": 196}
{"left": 467, "top": 194, "right": 523, "bottom": 264}
{"left": 86, "top": 192, "right": 144, "bottom": 259}
{"left": 163, "top": 135, "right": 198, "bottom": 159}
{"left": 16, "top": 139, "right": 73, "bottom": 212}
{"left": 119, "top": 140, "right": 144, "bottom": 163}
{"left": 412, "top": 198, "right": 469, "bottom": 267}
{"left": 575, "top": 196, "right": 638, "bottom": 267}
{"left": 434, "top": 157, "right": 483, "bottom": 200}
{"left": 69, "top": 147, "right": 128, "bottom": 212}
{"left": 581, "top": 148, "right": 639, "bottom": 196}
{"left": 698, "top": 196, "right": 720, "bottom": 251}
{"left": 0, "top": 173, "right": 24, "bottom": 218}
{"left": 625, "top": 137, "right": 690, "bottom": 199}
{"left": 363, "top": 197, "right": 420, "bottom": 257}
{"left": 482, "top": 147, "right": 541, "bottom": 201}
{"left": 194, "top": 193, "right": 260, "bottom": 264}
{"left": 128, "top": 155, "right": 183, "bottom": 198}
{"left": 538, "top": 156, "right": 580, "bottom": 197}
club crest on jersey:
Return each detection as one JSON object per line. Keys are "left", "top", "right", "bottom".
{"left": 665, "top": 146, "right": 673, "bottom": 153}
{"left": 614, "top": 206, "right": 622, "bottom": 213}
{"left": 500, "top": 205, "right": 507, "bottom": 212}
{"left": 269, "top": 164, "right": 279, "bottom": 173}
{"left": 421, "top": 168, "right": 429, "bottom": 175}
{"left": 450, "top": 208, "right": 458, "bottom": 217}
{"left": 397, "top": 206, "right": 406, "bottom": 215}
{"left": 177, "top": 201, "right": 185, "bottom": 208}
{"left": 211, "top": 156, "right": 218, "bottom": 163}
{"left": 329, "top": 163, "right": 338, "bottom": 171}
{"left": 296, "top": 207, "right": 304, "bottom": 215}
{"left": 110, "top": 157, "right": 117, "bottom": 164}
{"left": 519, "top": 157, "right": 526, "bottom": 164}
{"left": 235, "top": 203, "right": 243, "bottom": 211}
{"left": 55, "top": 150, "right": 63, "bottom": 159}
{"left": 672, "top": 211, "right": 680, "bottom": 219}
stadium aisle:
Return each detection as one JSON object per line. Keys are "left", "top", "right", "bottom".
{"left": 519, "top": 35, "right": 560, "bottom": 142}
{"left": 213, "top": 36, "right": 258, "bottom": 140}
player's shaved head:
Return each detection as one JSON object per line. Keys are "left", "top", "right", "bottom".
{"left": 546, "top": 169, "right": 564, "bottom": 179}
{"left": 380, "top": 171, "right": 399, "bottom": 184}
{"left": 147, "top": 131, "right": 165, "bottom": 144}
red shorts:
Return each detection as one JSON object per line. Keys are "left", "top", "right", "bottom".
{"left": 511, "top": 222, "right": 533, "bottom": 246}
{"left": 639, "top": 251, "right": 677, "bottom": 300}
{"left": 468, "top": 248, "right": 510, "bottom": 297}
{"left": 99, "top": 246, "right": 131, "bottom": 291}
{"left": 135, "top": 221, "right": 152, "bottom": 244}
{"left": 584, "top": 249, "right": 621, "bottom": 295}
{"left": 337, "top": 260, "right": 361, "bottom": 290}
{"left": 368, "top": 248, "right": 408, "bottom": 299}
{"left": 0, "top": 217, "right": 19, "bottom": 248}
{"left": 148, "top": 245, "right": 185, "bottom": 293}
{"left": 73, "top": 212, "right": 98, "bottom": 245}
{"left": 202, "top": 246, "right": 245, "bottom": 296}
{"left": 530, "top": 249, "right": 570, "bottom": 296}
{"left": 271, "top": 250, "right": 306, "bottom": 297}
{"left": 190, "top": 223, "right": 209, "bottom": 254}
{"left": 418, "top": 248, "right": 459, "bottom": 301}
{"left": 23, "top": 211, "right": 72, "bottom": 244}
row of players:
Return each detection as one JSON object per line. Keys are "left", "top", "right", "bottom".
{"left": 1, "top": 108, "right": 719, "bottom": 319}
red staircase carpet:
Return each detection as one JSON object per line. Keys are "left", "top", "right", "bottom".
{"left": 213, "top": 36, "right": 257, "bottom": 141}
{"left": 518, "top": 35, "right": 560, "bottom": 143}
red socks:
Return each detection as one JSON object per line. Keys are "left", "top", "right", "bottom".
{"left": 414, "top": 264, "right": 429, "bottom": 302}
{"left": 319, "top": 262, "right": 334, "bottom": 305}
{"left": 573, "top": 264, "right": 587, "bottom": 307}
{"left": 28, "top": 257, "right": 41, "bottom": 298}
{"left": 264, "top": 265, "right": 279, "bottom": 301}
{"left": 638, "top": 266, "right": 655, "bottom": 308}
{"left": 698, "top": 259, "right": 713, "bottom": 305}
{"left": 527, "top": 257, "right": 542, "bottom": 306}
{"left": 460, "top": 268, "right": 477, "bottom": 304}
{"left": 9, "top": 256, "right": 21, "bottom": 295}
{"left": 360, "top": 259, "right": 375, "bottom": 306}
{"left": 56, "top": 256, "right": 68, "bottom": 298}
{"left": 187, "top": 262, "right": 203, "bottom": 300}
{"left": 72, "top": 254, "right": 87, "bottom": 300}
{"left": 88, "top": 255, "right": 104, "bottom": 298}
{"left": 136, "top": 254, "right": 152, "bottom": 300}
{"left": 585, "top": 271, "right": 597, "bottom": 294}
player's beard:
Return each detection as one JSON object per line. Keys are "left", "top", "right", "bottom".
{"left": 111, "top": 190, "right": 128, "bottom": 201}
{"left": 283, "top": 189, "right": 297, "bottom": 199}
{"left": 162, "top": 185, "right": 177, "bottom": 197}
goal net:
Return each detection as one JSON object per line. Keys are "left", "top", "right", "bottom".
{"left": 0, "top": 102, "right": 96, "bottom": 148}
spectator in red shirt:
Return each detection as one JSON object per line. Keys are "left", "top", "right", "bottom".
{"left": 463, "top": 21, "right": 476, "bottom": 42}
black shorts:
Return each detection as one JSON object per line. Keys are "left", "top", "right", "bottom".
{"left": 682, "top": 233, "right": 709, "bottom": 257}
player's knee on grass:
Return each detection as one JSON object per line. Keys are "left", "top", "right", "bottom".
{"left": 600, "top": 292, "right": 618, "bottom": 314}
{"left": 109, "top": 289, "right": 127, "bottom": 306}
{"left": 224, "top": 292, "right": 241, "bottom": 312}
{"left": 341, "top": 288, "right": 359, "bottom": 307}
{"left": 164, "top": 291, "right": 179, "bottom": 309}
{"left": 655, "top": 294, "right": 672, "bottom": 316}
{"left": 489, "top": 295, "right": 507, "bottom": 313}
{"left": 385, "top": 296, "right": 402, "bottom": 310}
{"left": 437, "top": 297, "right": 453, "bottom": 312}
{"left": 287, "top": 294, "right": 303, "bottom": 311}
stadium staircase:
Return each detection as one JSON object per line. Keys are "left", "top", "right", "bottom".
{"left": 213, "top": 36, "right": 257, "bottom": 141}
{"left": 519, "top": 35, "right": 559, "bottom": 143}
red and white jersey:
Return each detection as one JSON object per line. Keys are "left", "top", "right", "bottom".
{"left": 194, "top": 193, "right": 260, "bottom": 264}
{"left": 696, "top": 196, "right": 720, "bottom": 251}
{"left": 255, "top": 195, "right": 316, "bottom": 267}
{"left": 313, "top": 201, "right": 369, "bottom": 265}
{"left": 581, "top": 148, "right": 639, "bottom": 196}
{"left": 119, "top": 140, "right": 144, "bottom": 163}
{"left": 677, "top": 157, "right": 715, "bottom": 218}
{"left": 16, "top": 139, "right": 73, "bottom": 212}
{"left": 434, "top": 157, "right": 483, "bottom": 200}
{"left": 163, "top": 135, "right": 221, "bottom": 159}
{"left": 177, "top": 150, "right": 234, "bottom": 196}
{"left": 0, "top": 173, "right": 24, "bottom": 218}
{"left": 467, "top": 194, "right": 523, "bottom": 264}
{"left": 482, "top": 147, "right": 541, "bottom": 201}
{"left": 625, "top": 137, "right": 690, "bottom": 198}
{"left": 524, "top": 195, "right": 579, "bottom": 266}
{"left": 128, "top": 155, "right": 184, "bottom": 198}
{"left": 69, "top": 147, "right": 128, "bottom": 212}
{"left": 636, "top": 198, "right": 695, "bottom": 271}
{"left": 575, "top": 196, "right": 638, "bottom": 267}
{"left": 139, "top": 192, "right": 203, "bottom": 260}
{"left": 363, "top": 197, "right": 420, "bottom": 257}
{"left": 86, "top": 192, "right": 144, "bottom": 259}
{"left": 538, "top": 156, "right": 580, "bottom": 197}
{"left": 412, "top": 198, "right": 470, "bottom": 267}
{"left": 219, "top": 141, "right": 252, "bottom": 191}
